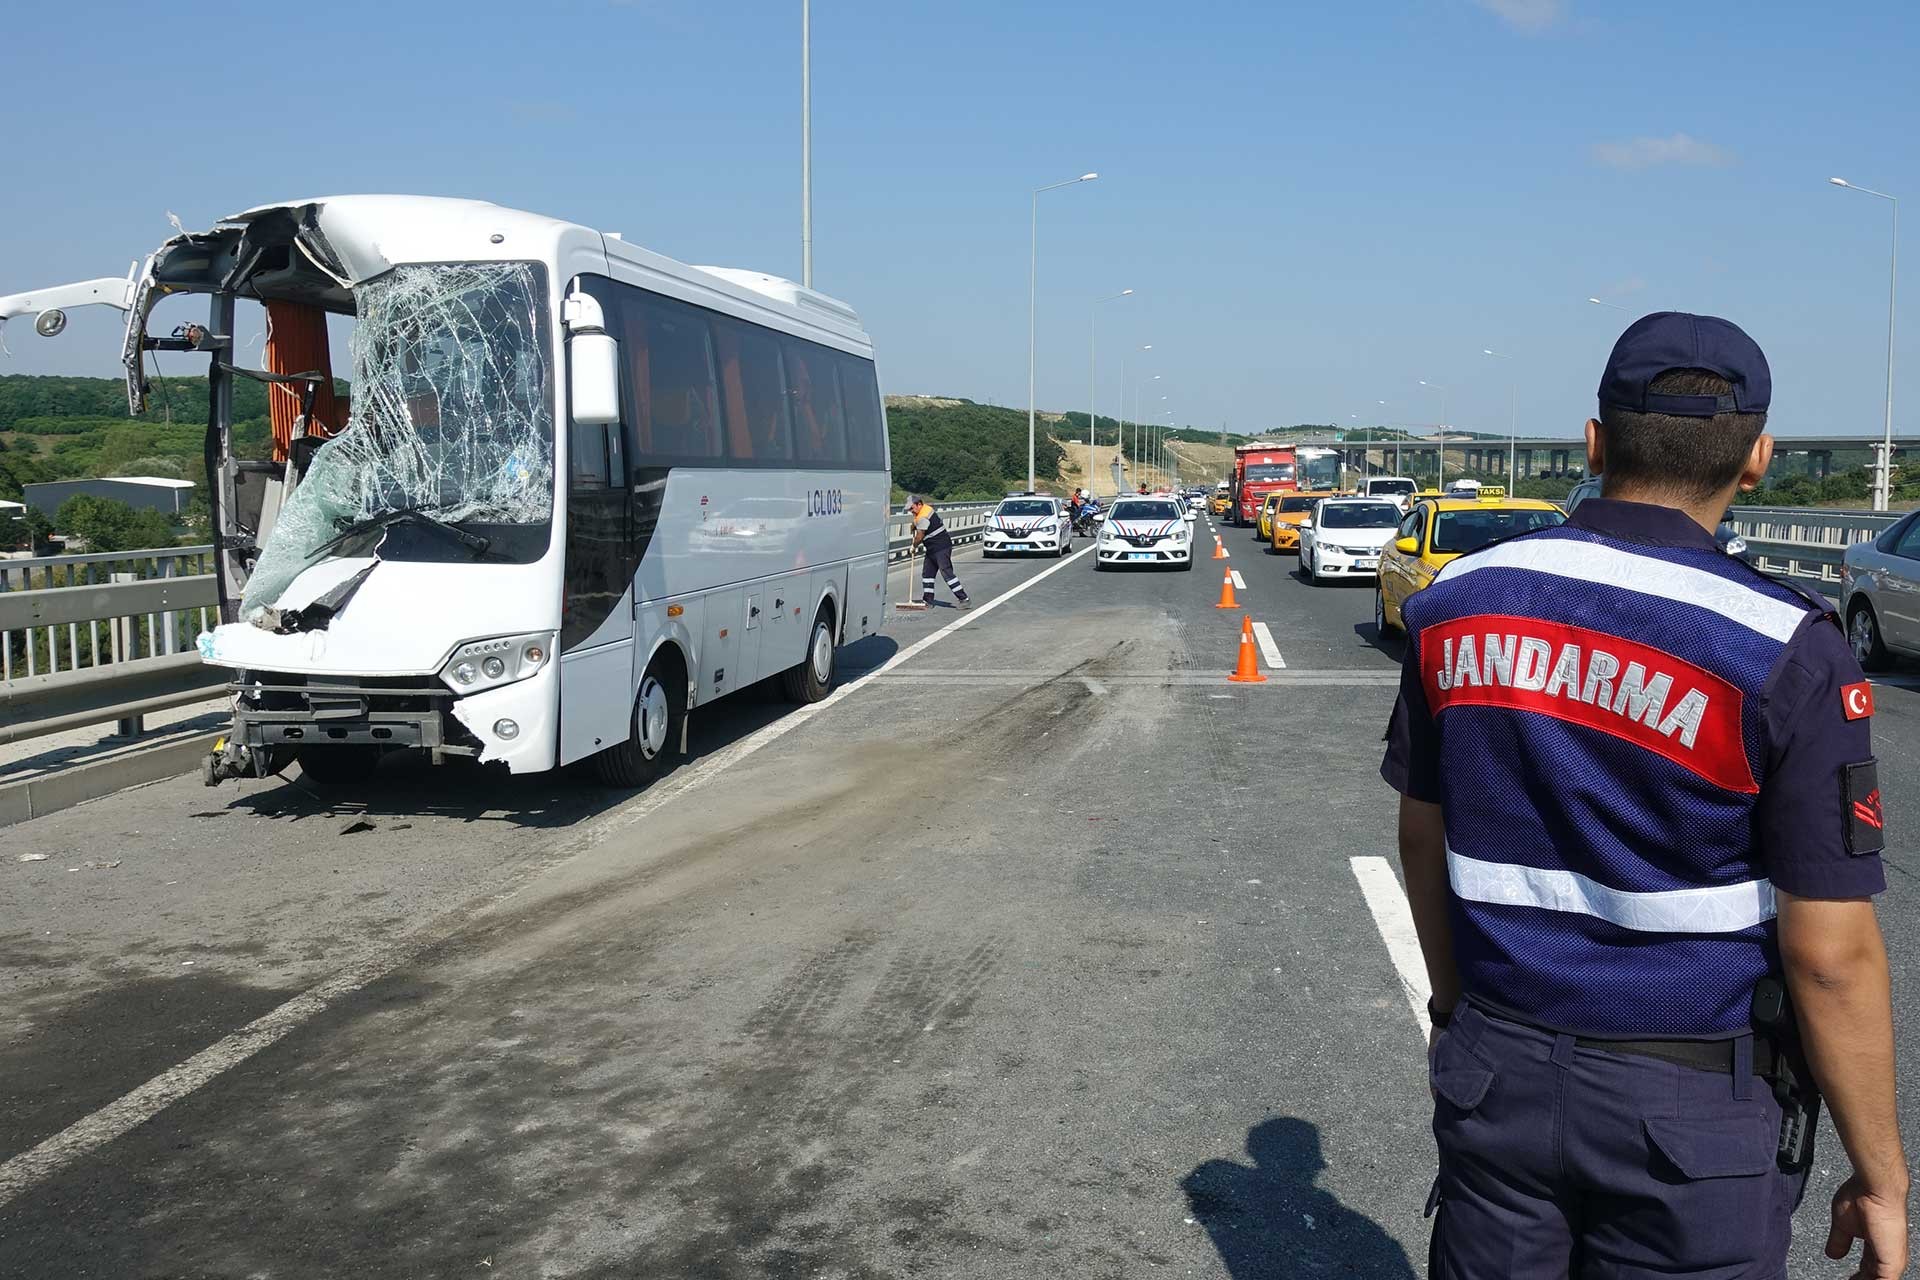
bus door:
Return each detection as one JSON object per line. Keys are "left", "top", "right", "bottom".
{"left": 557, "top": 322, "right": 638, "bottom": 766}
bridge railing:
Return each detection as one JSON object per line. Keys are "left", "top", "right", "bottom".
{"left": 1727, "top": 507, "right": 1899, "bottom": 585}
{"left": 0, "top": 502, "right": 1890, "bottom": 745}
{"left": 2, "top": 504, "right": 1002, "bottom": 745}
{"left": 0, "top": 546, "right": 225, "bottom": 744}
{"left": 886, "top": 503, "right": 993, "bottom": 560}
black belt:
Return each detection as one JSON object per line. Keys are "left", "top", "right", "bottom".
{"left": 1576, "top": 1035, "right": 1775, "bottom": 1077}
{"left": 1473, "top": 1002, "right": 1775, "bottom": 1076}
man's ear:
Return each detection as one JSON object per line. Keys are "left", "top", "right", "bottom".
{"left": 1584, "top": 419, "right": 1605, "bottom": 478}
{"left": 1738, "top": 434, "right": 1774, "bottom": 492}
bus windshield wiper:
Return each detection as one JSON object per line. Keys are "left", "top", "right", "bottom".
{"left": 311, "top": 507, "right": 492, "bottom": 561}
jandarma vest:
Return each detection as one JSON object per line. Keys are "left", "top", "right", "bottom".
{"left": 1404, "top": 526, "right": 1827, "bottom": 1038}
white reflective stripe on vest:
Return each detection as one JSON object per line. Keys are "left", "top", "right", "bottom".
{"left": 1447, "top": 849, "right": 1777, "bottom": 934}
{"left": 1436, "top": 538, "right": 1804, "bottom": 644}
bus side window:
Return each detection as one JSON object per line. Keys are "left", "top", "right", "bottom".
{"left": 713, "top": 318, "right": 792, "bottom": 464}
{"left": 624, "top": 296, "right": 721, "bottom": 462}
{"left": 782, "top": 337, "right": 846, "bottom": 465}
{"left": 836, "top": 354, "right": 886, "bottom": 471}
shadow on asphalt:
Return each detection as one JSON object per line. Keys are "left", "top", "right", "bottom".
{"left": 1359, "top": 622, "right": 1405, "bottom": 661}
{"left": 221, "top": 635, "right": 903, "bottom": 829}
{"left": 1183, "top": 1118, "right": 1418, "bottom": 1279}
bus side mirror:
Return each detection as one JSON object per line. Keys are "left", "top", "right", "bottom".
{"left": 1395, "top": 536, "right": 1419, "bottom": 554}
{"left": 569, "top": 331, "right": 621, "bottom": 426}
{"left": 564, "top": 288, "right": 622, "bottom": 426}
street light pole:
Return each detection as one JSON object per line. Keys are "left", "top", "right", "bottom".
{"left": 1028, "top": 172, "right": 1099, "bottom": 492}
{"left": 1089, "top": 290, "right": 1133, "bottom": 497}
{"left": 1831, "top": 177, "right": 1900, "bottom": 511}
{"left": 1420, "top": 380, "right": 1448, "bottom": 488}
{"left": 801, "top": 0, "right": 812, "bottom": 288}
{"left": 1120, "top": 345, "right": 1150, "bottom": 487}
{"left": 1483, "top": 349, "right": 1516, "bottom": 481}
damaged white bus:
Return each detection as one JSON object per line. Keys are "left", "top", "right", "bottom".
{"left": 2, "top": 196, "right": 892, "bottom": 786}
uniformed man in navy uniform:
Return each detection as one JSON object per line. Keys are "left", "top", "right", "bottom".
{"left": 1383, "top": 313, "right": 1907, "bottom": 1278}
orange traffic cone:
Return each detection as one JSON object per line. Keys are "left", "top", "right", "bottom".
{"left": 1212, "top": 537, "right": 1228, "bottom": 560}
{"left": 1214, "top": 569, "right": 1240, "bottom": 609}
{"left": 1228, "top": 614, "right": 1267, "bottom": 683}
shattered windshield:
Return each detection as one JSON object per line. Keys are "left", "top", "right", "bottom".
{"left": 241, "top": 262, "right": 554, "bottom": 617}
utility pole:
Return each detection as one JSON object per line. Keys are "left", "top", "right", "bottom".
{"left": 800, "top": 0, "right": 813, "bottom": 288}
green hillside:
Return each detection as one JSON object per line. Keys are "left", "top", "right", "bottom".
{"left": 1, "top": 376, "right": 1894, "bottom": 516}
{"left": 0, "top": 374, "right": 284, "bottom": 509}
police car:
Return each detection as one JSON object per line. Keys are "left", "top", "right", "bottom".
{"left": 981, "top": 495, "right": 1073, "bottom": 558}
{"left": 1095, "top": 496, "right": 1194, "bottom": 571}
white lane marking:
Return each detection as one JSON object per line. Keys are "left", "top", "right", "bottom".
{"left": 1251, "top": 621, "right": 1285, "bottom": 669}
{"left": 864, "top": 671, "right": 1398, "bottom": 686}
{"left": 0, "top": 543, "right": 1097, "bottom": 1210}
{"left": 1230, "top": 570, "right": 1246, "bottom": 590}
{"left": 1349, "top": 856, "right": 1432, "bottom": 1037}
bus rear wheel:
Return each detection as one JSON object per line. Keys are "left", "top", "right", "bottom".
{"left": 593, "top": 657, "right": 686, "bottom": 788}
{"left": 782, "top": 605, "right": 837, "bottom": 703}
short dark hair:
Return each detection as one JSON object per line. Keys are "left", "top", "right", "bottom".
{"left": 1597, "top": 368, "right": 1767, "bottom": 504}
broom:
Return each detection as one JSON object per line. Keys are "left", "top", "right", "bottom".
{"left": 895, "top": 540, "right": 929, "bottom": 611}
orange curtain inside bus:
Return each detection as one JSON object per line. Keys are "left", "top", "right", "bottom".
{"left": 263, "top": 300, "right": 348, "bottom": 463}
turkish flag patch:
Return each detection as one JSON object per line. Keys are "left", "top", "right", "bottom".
{"left": 1844, "top": 759, "right": 1886, "bottom": 855}
{"left": 1842, "top": 681, "right": 1875, "bottom": 720}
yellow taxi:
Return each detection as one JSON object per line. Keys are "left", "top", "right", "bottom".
{"left": 1264, "top": 491, "right": 1337, "bottom": 552}
{"left": 1374, "top": 490, "right": 1566, "bottom": 637}
{"left": 1209, "top": 491, "right": 1232, "bottom": 517}
{"left": 1255, "top": 493, "right": 1284, "bottom": 543}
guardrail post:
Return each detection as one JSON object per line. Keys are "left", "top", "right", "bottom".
{"left": 108, "top": 572, "right": 143, "bottom": 736}
{"left": 160, "top": 555, "right": 178, "bottom": 656}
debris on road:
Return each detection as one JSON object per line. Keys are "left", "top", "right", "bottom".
{"left": 17, "top": 853, "right": 49, "bottom": 862}
{"left": 339, "top": 818, "right": 378, "bottom": 835}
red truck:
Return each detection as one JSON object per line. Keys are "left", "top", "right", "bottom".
{"left": 1229, "top": 442, "right": 1299, "bottom": 526}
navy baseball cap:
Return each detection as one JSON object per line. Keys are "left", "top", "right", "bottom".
{"left": 1598, "top": 312, "right": 1771, "bottom": 417}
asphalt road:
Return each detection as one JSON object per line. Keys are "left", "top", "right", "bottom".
{"left": 1, "top": 511, "right": 1914, "bottom": 1278}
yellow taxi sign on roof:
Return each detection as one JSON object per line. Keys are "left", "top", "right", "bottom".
{"left": 1477, "top": 485, "right": 1507, "bottom": 501}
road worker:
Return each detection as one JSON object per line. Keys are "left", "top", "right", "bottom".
{"left": 1382, "top": 312, "right": 1906, "bottom": 1278}
{"left": 908, "top": 495, "right": 970, "bottom": 609}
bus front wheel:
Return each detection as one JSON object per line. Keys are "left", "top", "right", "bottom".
{"left": 593, "top": 656, "right": 686, "bottom": 788}
{"left": 782, "top": 605, "right": 837, "bottom": 703}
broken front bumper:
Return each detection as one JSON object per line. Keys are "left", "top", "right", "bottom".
{"left": 225, "top": 662, "right": 558, "bottom": 772}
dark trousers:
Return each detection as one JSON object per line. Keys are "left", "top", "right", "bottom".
{"left": 920, "top": 540, "right": 967, "bottom": 602}
{"left": 1429, "top": 1003, "right": 1806, "bottom": 1279}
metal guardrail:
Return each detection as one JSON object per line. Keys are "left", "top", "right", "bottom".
{"left": 0, "top": 503, "right": 1001, "bottom": 745}
{"left": 886, "top": 503, "right": 993, "bottom": 560}
{"left": 1727, "top": 507, "right": 1900, "bottom": 584}
{"left": 0, "top": 501, "right": 1888, "bottom": 749}
{"left": 1, "top": 545, "right": 226, "bottom": 742}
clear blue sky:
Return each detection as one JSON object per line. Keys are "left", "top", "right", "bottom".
{"left": 3, "top": 0, "right": 1916, "bottom": 441}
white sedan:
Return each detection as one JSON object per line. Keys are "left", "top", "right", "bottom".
{"left": 1298, "top": 498, "right": 1403, "bottom": 585}
{"left": 1095, "top": 497, "right": 1194, "bottom": 570}
{"left": 982, "top": 496, "right": 1072, "bottom": 558}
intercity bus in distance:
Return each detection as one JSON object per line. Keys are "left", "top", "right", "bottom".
{"left": 3, "top": 196, "right": 892, "bottom": 787}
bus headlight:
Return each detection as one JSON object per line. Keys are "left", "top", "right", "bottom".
{"left": 439, "top": 632, "right": 555, "bottom": 694}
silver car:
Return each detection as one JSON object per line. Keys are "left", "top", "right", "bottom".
{"left": 1841, "top": 511, "right": 1920, "bottom": 670}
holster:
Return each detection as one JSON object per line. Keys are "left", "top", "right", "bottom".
{"left": 1751, "top": 977, "right": 1821, "bottom": 1173}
